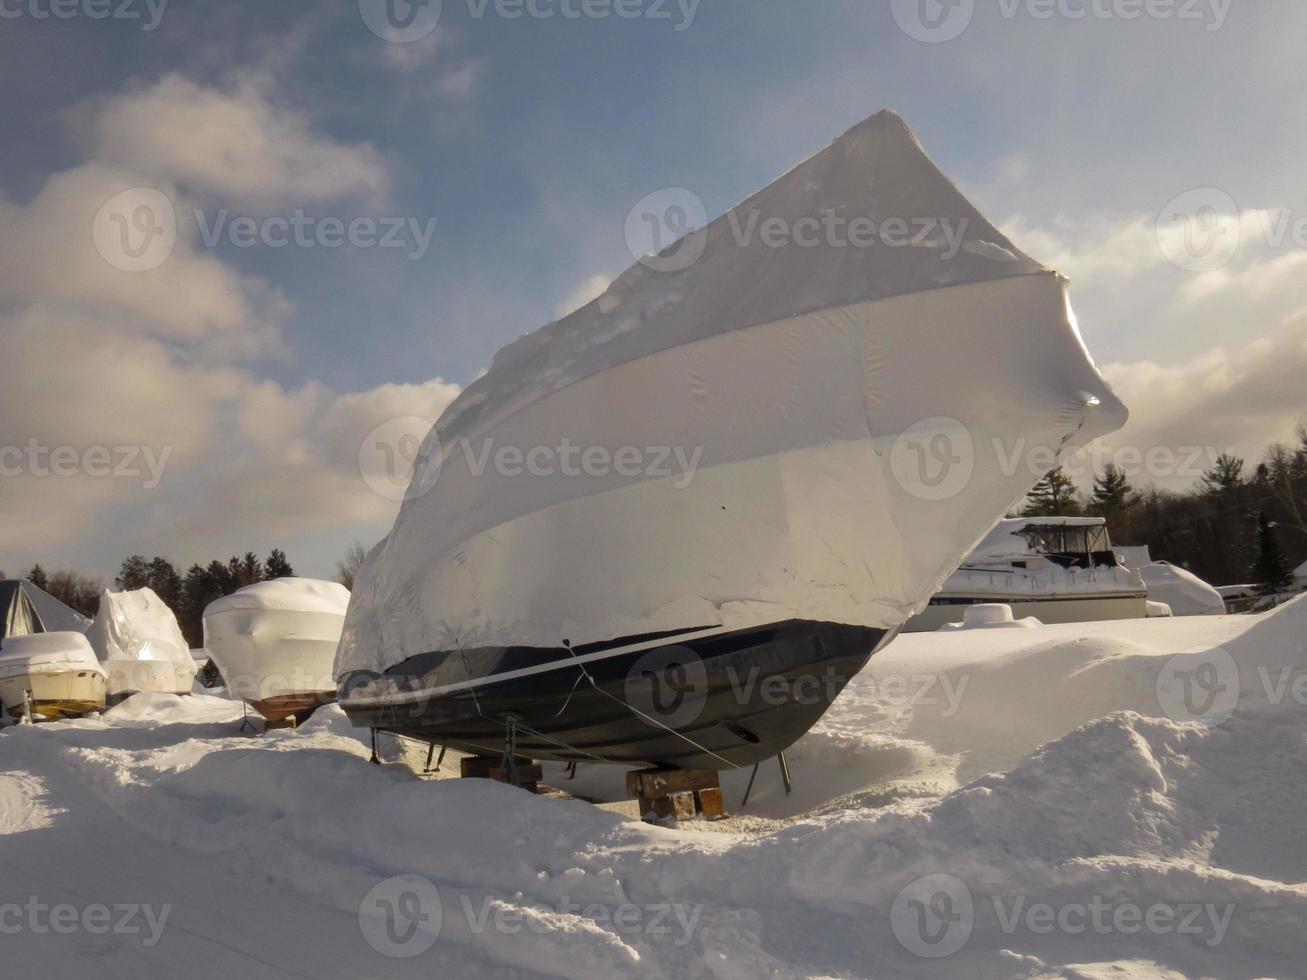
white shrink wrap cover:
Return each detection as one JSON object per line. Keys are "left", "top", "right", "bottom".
{"left": 205, "top": 579, "right": 350, "bottom": 706}
{"left": 337, "top": 110, "right": 1128, "bottom": 680}
{"left": 88, "top": 587, "right": 197, "bottom": 697}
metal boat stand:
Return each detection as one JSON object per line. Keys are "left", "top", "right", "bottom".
{"left": 239, "top": 702, "right": 260, "bottom": 735}
{"left": 424, "top": 741, "right": 447, "bottom": 774}
{"left": 740, "top": 751, "right": 793, "bottom": 809}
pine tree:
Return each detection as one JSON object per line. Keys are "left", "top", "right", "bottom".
{"left": 264, "top": 549, "right": 294, "bottom": 580}
{"left": 1251, "top": 512, "right": 1293, "bottom": 596}
{"left": 147, "top": 556, "right": 183, "bottom": 609}
{"left": 1200, "top": 454, "right": 1245, "bottom": 495}
{"left": 115, "top": 555, "right": 151, "bottom": 591}
{"left": 27, "top": 564, "right": 49, "bottom": 590}
{"left": 1021, "top": 468, "right": 1082, "bottom": 517}
{"left": 239, "top": 551, "right": 263, "bottom": 586}
{"left": 1091, "top": 464, "right": 1135, "bottom": 521}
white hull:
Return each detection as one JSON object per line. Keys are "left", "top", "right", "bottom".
{"left": 341, "top": 272, "right": 1127, "bottom": 673}
{"left": 103, "top": 659, "right": 197, "bottom": 700}
{"left": 0, "top": 668, "right": 106, "bottom": 720}
{"left": 205, "top": 606, "right": 343, "bottom": 706}
{"left": 904, "top": 593, "right": 1148, "bottom": 632}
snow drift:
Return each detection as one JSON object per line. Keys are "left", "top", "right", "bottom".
{"left": 1139, "top": 561, "right": 1226, "bottom": 616}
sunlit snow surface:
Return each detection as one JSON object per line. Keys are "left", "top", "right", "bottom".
{"left": 4, "top": 598, "right": 1307, "bottom": 978}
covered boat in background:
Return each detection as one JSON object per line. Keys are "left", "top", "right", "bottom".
{"left": 336, "top": 109, "right": 1128, "bottom": 768}
{"left": 0, "top": 579, "right": 92, "bottom": 640}
{"left": 87, "top": 587, "right": 197, "bottom": 702}
{"left": 903, "top": 517, "right": 1148, "bottom": 631}
{"left": 204, "top": 578, "right": 349, "bottom": 725}
{"left": 0, "top": 632, "right": 106, "bottom": 721}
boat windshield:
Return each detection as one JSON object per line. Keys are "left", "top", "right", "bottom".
{"left": 1015, "top": 523, "right": 1116, "bottom": 569}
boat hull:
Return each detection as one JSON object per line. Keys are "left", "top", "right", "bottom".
{"left": 249, "top": 691, "right": 337, "bottom": 725}
{"left": 0, "top": 669, "right": 107, "bottom": 720}
{"left": 903, "top": 592, "right": 1148, "bottom": 632}
{"left": 103, "top": 659, "right": 197, "bottom": 702}
{"left": 341, "top": 620, "right": 887, "bottom": 769}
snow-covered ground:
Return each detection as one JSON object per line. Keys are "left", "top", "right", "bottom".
{"left": 4, "top": 598, "right": 1307, "bottom": 978}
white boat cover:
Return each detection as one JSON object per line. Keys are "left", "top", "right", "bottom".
{"left": 0, "top": 632, "right": 104, "bottom": 681}
{"left": 87, "top": 587, "right": 197, "bottom": 693}
{"left": 1139, "top": 562, "right": 1226, "bottom": 616}
{"left": 205, "top": 579, "right": 350, "bottom": 702}
{"left": 337, "top": 109, "right": 1128, "bottom": 678}
{"left": 206, "top": 578, "right": 351, "bottom": 617}
{"left": 967, "top": 517, "right": 1111, "bottom": 564}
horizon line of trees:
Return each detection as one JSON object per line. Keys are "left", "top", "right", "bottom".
{"left": 1019, "top": 423, "right": 1307, "bottom": 596}
{"left": 19, "top": 549, "right": 296, "bottom": 648}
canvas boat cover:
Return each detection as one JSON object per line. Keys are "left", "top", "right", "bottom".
{"left": 87, "top": 587, "right": 195, "bottom": 671}
{"left": 0, "top": 580, "right": 92, "bottom": 646}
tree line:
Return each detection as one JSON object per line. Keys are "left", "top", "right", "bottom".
{"left": 1020, "top": 423, "right": 1307, "bottom": 595}
{"left": 21, "top": 549, "right": 295, "bottom": 648}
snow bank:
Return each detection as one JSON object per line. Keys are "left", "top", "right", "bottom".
{"left": 8, "top": 598, "right": 1306, "bottom": 977}
{"left": 1139, "top": 562, "right": 1226, "bottom": 616}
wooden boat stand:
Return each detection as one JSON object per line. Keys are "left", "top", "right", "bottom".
{"left": 625, "top": 767, "right": 728, "bottom": 824}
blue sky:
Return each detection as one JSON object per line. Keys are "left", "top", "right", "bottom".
{"left": 3, "top": 0, "right": 1306, "bottom": 581}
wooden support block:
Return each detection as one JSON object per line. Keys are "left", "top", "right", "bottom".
{"left": 460, "top": 755, "right": 497, "bottom": 779}
{"left": 695, "top": 786, "right": 728, "bottom": 819}
{"left": 637, "top": 792, "right": 695, "bottom": 822}
{"left": 626, "top": 766, "right": 721, "bottom": 799}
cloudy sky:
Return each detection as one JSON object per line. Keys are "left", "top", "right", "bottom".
{"left": 2, "top": 0, "right": 1305, "bottom": 582}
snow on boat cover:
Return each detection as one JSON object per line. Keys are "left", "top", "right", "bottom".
{"left": 336, "top": 110, "right": 1127, "bottom": 765}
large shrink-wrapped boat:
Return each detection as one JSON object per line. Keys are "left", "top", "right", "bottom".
{"left": 335, "top": 110, "right": 1129, "bottom": 768}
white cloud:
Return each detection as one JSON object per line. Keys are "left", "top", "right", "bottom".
{"left": 0, "top": 71, "right": 462, "bottom": 578}
{"left": 86, "top": 73, "right": 388, "bottom": 209}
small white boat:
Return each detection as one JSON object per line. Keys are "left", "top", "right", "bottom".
{"left": 904, "top": 517, "right": 1148, "bottom": 632}
{"left": 203, "top": 578, "right": 349, "bottom": 725}
{"left": 0, "top": 632, "right": 107, "bottom": 721}
{"left": 87, "top": 587, "right": 198, "bottom": 702}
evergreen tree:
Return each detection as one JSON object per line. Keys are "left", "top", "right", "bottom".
{"left": 1251, "top": 512, "right": 1294, "bottom": 596}
{"left": 147, "top": 556, "right": 183, "bottom": 608}
{"left": 115, "top": 554, "right": 151, "bottom": 591}
{"left": 27, "top": 564, "right": 49, "bottom": 590}
{"left": 239, "top": 551, "right": 263, "bottom": 586}
{"left": 1021, "top": 468, "right": 1082, "bottom": 517}
{"left": 1090, "top": 464, "right": 1135, "bottom": 522}
{"left": 265, "top": 548, "right": 294, "bottom": 580}
{"left": 1200, "top": 454, "right": 1245, "bottom": 495}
